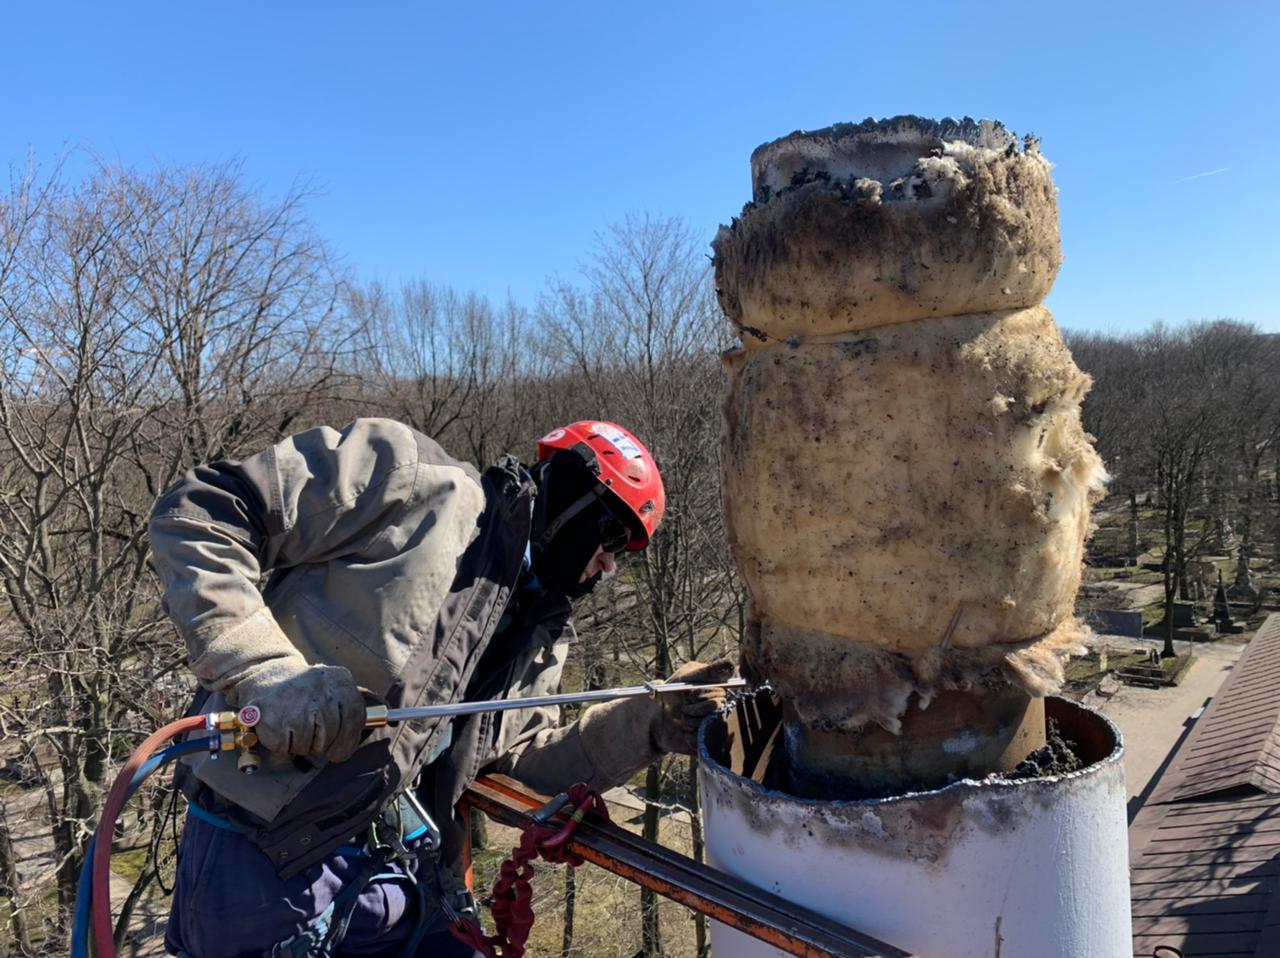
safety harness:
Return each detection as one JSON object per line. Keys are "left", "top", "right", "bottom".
{"left": 186, "top": 782, "right": 609, "bottom": 958}
{"left": 187, "top": 788, "right": 476, "bottom": 958}
{"left": 274, "top": 786, "right": 478, "bottom": 958}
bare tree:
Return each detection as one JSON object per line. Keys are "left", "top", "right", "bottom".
{"left": 1202, "top": 323, "right": 1280, "bottom": 584}
{"left": 115, "top": 162, "right": 353, "bottom": 467}
{"left": 349, "top": 280, "right": 479, "bottom": 440}
{"left": 456, "top": 296, "right": 543, "bottom": 469}
{"left": 1070, "top": 331, "right": 1151, "bottom": 563}
{"left": 0, "top": 157, "right": 345, "bottom": 951}
{"left": 539, "top": 213, "right": 738, "bottom": 958}
{"left": 1123, "top": 324, "right": 1244, "bottom": 657}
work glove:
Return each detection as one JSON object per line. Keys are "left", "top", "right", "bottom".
{"left": 572, "top": 657, "right": 738, "bottom": 787}
{"left": 651, "top": 658, "right": 738, "bottom": 755}
{"left": 226, "top": 658, "right": 366, "bottom": 764}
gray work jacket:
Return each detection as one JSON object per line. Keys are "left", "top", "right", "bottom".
{"left": 150, "top": 419, "right": 658, "bottom": 873}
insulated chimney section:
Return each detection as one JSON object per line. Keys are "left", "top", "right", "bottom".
{"left": 702, "top": 117, "right": 1131, "bottom": 958}
{"left": 714, "top": 116, "right": 1106, "bottom": 793}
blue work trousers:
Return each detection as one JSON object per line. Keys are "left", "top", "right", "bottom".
{"left": 165, "top": 812, "right": 479, "bottom": 958}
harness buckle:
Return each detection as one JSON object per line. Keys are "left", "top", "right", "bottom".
{"left": 399, "top": 788, "right": 443, "bottom": 850}
{"left": 367, "top": 790, "right": 441, "bottom": 865}
{"left": 438, "top": 882, "right": 477, "bottom": 927}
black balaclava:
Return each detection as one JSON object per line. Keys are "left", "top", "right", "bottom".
{"left": 530, "top": 449, "right": 626, "bottom": 599}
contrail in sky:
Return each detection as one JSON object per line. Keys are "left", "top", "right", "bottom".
{"left": 1174, "top": 167, "right": 1229, "bottom": 183}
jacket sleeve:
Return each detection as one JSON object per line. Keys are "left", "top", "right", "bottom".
{"left": 489, "top": 701, "right": 663, "bottom": 794}
{"left": 148, "top": 418, "right": 461, "bottom": 693}
{"left": 484, "top": 635, "right": 662, "bottom": 793}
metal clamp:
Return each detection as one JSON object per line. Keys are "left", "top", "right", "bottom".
{"left": 531, "top": 792, "right": 572, "bottom": 825}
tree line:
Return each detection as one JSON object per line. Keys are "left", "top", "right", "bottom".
{"left": 1068, "top": 322, "right": 1280, "bottom": 655}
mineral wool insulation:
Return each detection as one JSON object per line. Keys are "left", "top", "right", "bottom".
{"left": 714, "top": 117, "right": 1107, "bottom": 735}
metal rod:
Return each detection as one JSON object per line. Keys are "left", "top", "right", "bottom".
{"left": 367, "top": 677, "right": 748, "bottom": 726}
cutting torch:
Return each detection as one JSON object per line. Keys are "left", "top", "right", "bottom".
{"left": 205, "top": 676, "right": 749, "bottom": 773}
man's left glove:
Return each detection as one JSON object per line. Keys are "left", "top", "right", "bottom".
{"left": 572, "top": 657, "right": 737, "bottom": 788}
{"left": 651, "top": 658, "right": 737, "bottom": 755}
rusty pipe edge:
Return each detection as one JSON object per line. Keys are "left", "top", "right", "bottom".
{"left": 697, "top": 694, "right": 1133, "bottom": 958}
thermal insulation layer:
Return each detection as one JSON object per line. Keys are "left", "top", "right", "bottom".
{"left": 699, "top": 697, "right": 1133, "bottom": 958}
{"left": 713, "top": 117, "right": 1062, "bottom": 340}
{"left": 715, "top": 116, "right": 1104, "bottom": 734}
{"left": 722, "top": 305, "right": 1105, "bottom": 731}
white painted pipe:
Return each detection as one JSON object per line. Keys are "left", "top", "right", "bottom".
{"left": 698, "top": 697, "right": 1132, "bottom": 957}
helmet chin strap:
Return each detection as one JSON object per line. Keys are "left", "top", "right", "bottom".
{"left": 534, "top": 483, "right": 609, "bottom": 551}
{"left": 530, "top": 445, "right": 623, "bottom": 599}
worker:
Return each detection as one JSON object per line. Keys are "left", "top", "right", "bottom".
{"left": 148, "top": 418, "right": 733, "bottom": 958}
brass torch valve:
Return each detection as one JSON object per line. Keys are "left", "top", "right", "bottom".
{"left": 205, "top": 706, "right": 264, "bottom": 775}
{"left": 209, "top": 694, "right": 387, "bottom": 776}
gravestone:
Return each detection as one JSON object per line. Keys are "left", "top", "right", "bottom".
{"left": 1213, "top": 572, "right": 1233, "bottom": 629}
{"left": 1228, "top": 551, "right": 1260, "bottom": 610}
{"left": 1210, "top": 570, "right": 1244, "bottom": 633}
{"left": 1171, "top": 601, "right": 1197, "bottom": 628}
{"left": 1084, "top": 608, "right": 1144, "bottom": 638}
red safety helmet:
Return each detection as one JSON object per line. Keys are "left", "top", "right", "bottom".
{"left": 536, "top": 421, "right": 665, "bottom": 550}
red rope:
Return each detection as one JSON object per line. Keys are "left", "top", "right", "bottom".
{"left": 452, "top": 783, "right": 609, "bottom": 958}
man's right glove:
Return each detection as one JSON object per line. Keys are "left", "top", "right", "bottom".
{"left": 226, "top": 657, "right": 365, "bottom": 764}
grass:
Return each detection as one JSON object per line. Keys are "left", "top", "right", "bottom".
{"left": 0, "top": 884, "right": 62, "bottom": 955}
{"left": 1162, "top": 652, "right": 1196, "bottom": 685}
{"left": 1064, "top": 644, "right": 1200, "bottom": 698}
{"left": 1246, "top": 612, "right": 1272, "bottom": 632}
{"left": 1063, "top": 651, "right": 1149, "bottom": 696}
{"left": 1083, "top": 515, "right": 1280, "bottom": 631}
{"left": 111, "top": 845, "right": 150, "bottom": 884}
{"left": 1141, "top": 601, "right": 1168, "bottom": 628}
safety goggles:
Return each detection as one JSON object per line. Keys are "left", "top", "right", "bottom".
{"left": 598, "top": 509, "right": 631, "bottom": 555}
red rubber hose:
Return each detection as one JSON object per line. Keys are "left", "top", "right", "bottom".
{"left": 91, "top": 714, "right": 207, "bottom": 957}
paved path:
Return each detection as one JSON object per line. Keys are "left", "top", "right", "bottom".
{"left": 1085, "top": 639, "right": 1245, "bottom": 811}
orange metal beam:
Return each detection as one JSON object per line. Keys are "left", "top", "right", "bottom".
{"left": 462, "top": 774, "right": 916, "bottom": 958}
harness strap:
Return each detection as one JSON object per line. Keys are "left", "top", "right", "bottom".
{"left": 266, "top": 791, "right": 447, "bottom": 958}
{"left": 270, "top": 848, "right": 398, "bottom": 958}
{"left": 186, "top": 800, "right": 367, "bottom": 857}
{"left": 185, "top": 800, "right": 242, "bottom": 833}
{"left": 395, "top": 872, "right": 434, "bottom": 958}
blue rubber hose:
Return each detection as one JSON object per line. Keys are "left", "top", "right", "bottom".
{"left": 72, "top": 737, "right": 212, "bottom": 952}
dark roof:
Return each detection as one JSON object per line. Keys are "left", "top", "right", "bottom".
{"left": 1147, "top": 620, "right": 1280, "bottom": 805}
{"left": 1129, "top": 614, "right": 1280, "bottom": 957}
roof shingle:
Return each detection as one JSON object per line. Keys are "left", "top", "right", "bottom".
{"left": 1130, "top": 614, "right": 1280, "bottom": 957}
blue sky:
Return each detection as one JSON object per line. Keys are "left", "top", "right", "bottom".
{"left": 4, "top": 1, "right": 1276, "bottom": 334}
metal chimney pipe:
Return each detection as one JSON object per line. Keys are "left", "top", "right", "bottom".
{"left": 699, "top": 695, "right": 1131, "bottom": 957}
